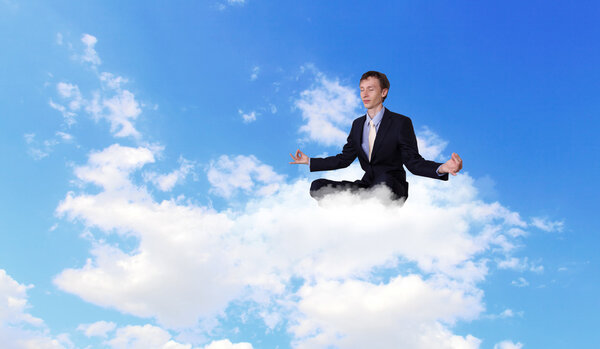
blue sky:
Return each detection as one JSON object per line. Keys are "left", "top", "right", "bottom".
{"left": 1, "top": 1, "right": 599, "bottom": 348}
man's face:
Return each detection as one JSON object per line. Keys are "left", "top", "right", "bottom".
{"left": 360, "top": 76, "right": 388, "bottom": 110}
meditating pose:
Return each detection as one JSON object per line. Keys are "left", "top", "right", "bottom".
{"left": 290, "top": 71, "right": 463, "bottom": 201}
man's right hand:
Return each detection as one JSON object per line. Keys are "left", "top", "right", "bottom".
{"left": 289, "top": 149, "right": 309, "bottom": 165}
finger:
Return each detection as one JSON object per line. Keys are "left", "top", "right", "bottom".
{"left": 289, "top": 153, "right": 297, "bottom": 161}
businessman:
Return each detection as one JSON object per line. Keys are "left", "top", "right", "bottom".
{"left": 290, "top": 71, "right": 463, "bottom": 201}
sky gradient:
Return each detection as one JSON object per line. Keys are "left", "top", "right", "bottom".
{"left": 1, "top": 1, "right": 599, "bottom": 348}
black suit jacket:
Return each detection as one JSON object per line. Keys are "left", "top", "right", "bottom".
{"left": 309, "top": 108, "right": 448, "bottom": 198}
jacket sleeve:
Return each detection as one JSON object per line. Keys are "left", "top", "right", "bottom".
{"left": 399, "top": 118, "right": 448, "bottom": 181}
{"left": 309, "top": 126, "right": 358, "bottom": 172}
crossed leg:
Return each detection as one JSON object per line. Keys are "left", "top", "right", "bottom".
{"left": 310, "top": 173, "right": 406, "bottom": 201}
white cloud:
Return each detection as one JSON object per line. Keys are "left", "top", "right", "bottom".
{"left": 56, "top": 131, "right": 73, "bottom": 141}
{"left": 486, "top": 308, "right": 523, "bottom": 320}
{"left": 417, "top": 127, "right": 448, "bottom": 161}
{"left": 77, "top": 320, "right": 116, "bottom": 338}
{"left": 144, "top": 157, "right": 195, "bottom": 191}
{"left": 52, "top": 135, "right": 534, "bottom": 349}
{"left": 54, "top": 82, "right": 84, "bottom": 124}
{"left": 497, "top": 257, "right": 543, "bottom": 273}
{"left": 24, "top": 133, "right": 50, "bottom": 160}
{"left": 494, "top": 340, "right": 523, "bottom": 349}
{"left": 216, "top": 0, "right": 245, "bottom": 10}
{"left": 96, "top": 323, "right": 252, "bottom": 349}
{"left": 24, "top": 132, "right": 72, "bottom": 160}
{"left": 295, "top": 72, "right": 362, "bottom": 146}
{"left": 96, "top": 89, "right": 142, "bottom": 138}
{"left": 56, "top": 32, "right": 63, "bottom": 45}
{"left": 72, "top": 144, "right": 155, "bottom": 190}
{"left": 238, "top": 109, "right": 257, "bottom": 123}
{"left": 207, "top": 154, "right": 284, "bottom": 198}
{"left": 100, "top": 72, "right": 129, "bottom": 90}
{"left": 81, "top": 33, "right": 101, "bottom": 66}
{"left": 0, "top": 269, "right": 67, "bottom": 348}
{"left": 511, "top": 277, "right": 529, "bottom": 287}
{"left": 531, "top": 217, "right": 564, "bottom": 232}
{"left": 49, "top": 99, "right": 76, "bottom": 125}
{"left": 107, "top": 324, "right": 191, "bottom": 349}
{"left": 203, "top": 339, "right": 252, "bottom": 349}
{"left": 290, "top": 276, "right": 482, "bottom": 348}
{"left": 250, "top": 66, "right": 259, "bottom": 81}
{"left": 0, "top": 269, "right": 42, "bottom": 327}
{"left": 51, "top": 35, "right": 142, "bottom": 138}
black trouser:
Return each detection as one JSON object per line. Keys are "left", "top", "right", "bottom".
{"left": 309, "top": 173, "right": 406, "bottom": 201}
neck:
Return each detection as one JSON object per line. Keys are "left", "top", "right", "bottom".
{"left": 367, "top": 104, "right": 384, "bottom": 119}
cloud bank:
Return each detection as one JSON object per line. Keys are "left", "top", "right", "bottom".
{"left": 36, "top": 34, "right": 541, "bottom": 348}
{"left": 53, "top": 139, "right": 533, "bottom": 347}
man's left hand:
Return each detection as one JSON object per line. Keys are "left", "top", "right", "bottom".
{"left": 439, "top": 152, "right": 463, "bottom": 176}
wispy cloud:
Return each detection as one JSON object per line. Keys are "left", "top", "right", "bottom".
{"left": 295, "top": 69, "right": 362, "bottom": 146}
{"left": 48, "top": 34, "right": 143, "bottom": 138}
{"left": 485, "top": 308, "right": 523, "bottom": 320}
{"left": 24, "top": 132, "right": 73, "bottom": 160}
{"left": 511, "top": 277, "right": 529, "bottom": 287}
{"left": 216, "top": 0, "right": 246, "bottom": 11}
{"left": 497, "top": 256, "right": 544, "bottom": 273}
{"left": 531, "top": 216, "right": 564, "bottom": 232}
{"left": 250, "top": 66, "right": 259, "bottom": 81}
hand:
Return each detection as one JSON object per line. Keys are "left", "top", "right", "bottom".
{"left": 439, "top": 152, "right": 463, "bottom": 176}
{"left": 289, "top": 149, "right": 309, "bottom": 165}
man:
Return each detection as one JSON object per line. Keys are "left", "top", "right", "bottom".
{"left": 290, "top": 71, "right": 462, "bottom": 201}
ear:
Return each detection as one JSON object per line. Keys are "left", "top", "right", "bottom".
{"left": 381, "top": 88, "right": 388, "bottom": 98}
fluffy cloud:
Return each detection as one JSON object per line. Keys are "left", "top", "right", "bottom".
{"left": 417, "top": 126, "right": 449, "bottom": 161}
{"left": 207, "top": 154, "right": 284, "bottom": 198}
{"left": 0, "top": 269, "right": 67, "bottom": 349}
{"left": 494, "top": 340, "right": 523, "bottom": 349}
{"left": 291, "top": 276, "right": 482, "bottom": 348}
{"left": 238, "top": 109, "right": 257, "bottom": 123}
{"left": 77, "top": 320, "right": 116, "bottom": 338}
{"left": 203, "top": 339, "right": 252, "bottom": 349}
{"left": 295, "top": 72, "right": 362, "bottom": 146}
{"left": 107, "top": 324, "right": 191, "bottom": 349}
{"left": 87, "top": 89, "right": 142, "bottom": 138}
{"left": 54, "top": 135, "right": 531, "bottom": 347}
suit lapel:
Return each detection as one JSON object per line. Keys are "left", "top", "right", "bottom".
{"left": 371, "top": 108, "right": 391, "bottom": 161}
{"left": 355, "top": 115, "right": 369, "bottom": 161}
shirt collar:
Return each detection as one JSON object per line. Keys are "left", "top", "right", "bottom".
{"left": 367, "top": 107, "right": 385, "bottom": 126}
